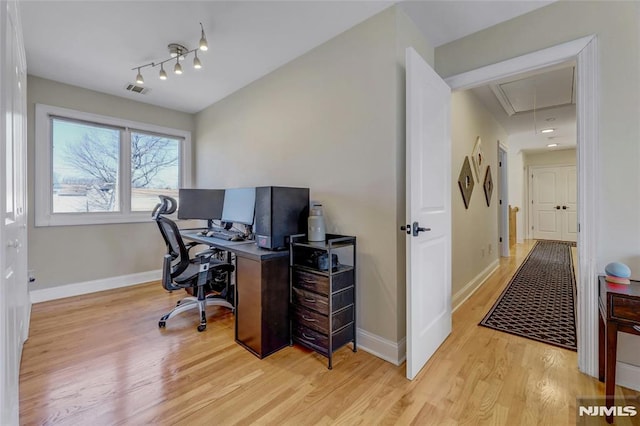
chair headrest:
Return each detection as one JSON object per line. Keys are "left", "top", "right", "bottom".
{"left": 152, "top": 195, "right": 177, "bottom": 219}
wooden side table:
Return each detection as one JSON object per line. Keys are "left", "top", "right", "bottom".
{"left": 598, "top": 275, "right": 640, "bottom": 423}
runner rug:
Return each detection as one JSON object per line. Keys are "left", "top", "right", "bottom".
{"left": 479, "top": 240, "right": 577, "bottom": 351}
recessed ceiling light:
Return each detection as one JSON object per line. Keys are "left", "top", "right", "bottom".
{"left": 547, "top": 143, "right": 559, "bottom": 148}
{"left": 541, "top": 128, "right": 555, "bottom": 133}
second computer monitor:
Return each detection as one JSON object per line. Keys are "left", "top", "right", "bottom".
{"left": 221, "top": 187, "right": 256, "bottom": 226}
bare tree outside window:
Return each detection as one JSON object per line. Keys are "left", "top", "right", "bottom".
{"left": 130, "top": 132, "right": 179, "bottom": 211}
{"left": 52, "top": 119, "right": 180, "bottom": 213}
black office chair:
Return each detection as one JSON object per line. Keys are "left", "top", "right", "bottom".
{"left": 152, "top": 195, "right": 234, "bottom": 332}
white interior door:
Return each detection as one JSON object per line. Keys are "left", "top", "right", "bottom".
{"left": 498, "top": 145, "right": 509, "bottom": 257}
{"left": 1, "top": 1, "right": 29, "bottom": 424}
{"left": 531, "top": 165, "right": 576, "bottom": 242}
{"left": 405, "top": 47, "right": 451, "bottom": 380}
{"left": 531, "top": 168, "right": 562, "bottom": 240}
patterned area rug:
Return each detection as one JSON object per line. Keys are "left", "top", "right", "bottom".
{"left": 479, "top": 240, "right": 577, "bottom": 351}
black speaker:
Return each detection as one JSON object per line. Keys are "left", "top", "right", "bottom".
{"left": 254, "top": 186, "right": 309, "bottom": 250}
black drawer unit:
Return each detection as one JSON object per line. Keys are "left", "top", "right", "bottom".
{"left": 289, "top": 234, "right": 357, "bottom": 369}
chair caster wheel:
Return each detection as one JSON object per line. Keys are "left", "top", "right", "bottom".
{"left": 197, "top": 324, "right": 206, "bottom": 332}
{"left": 158, "top": 321, "right": 166, "bottom": 328}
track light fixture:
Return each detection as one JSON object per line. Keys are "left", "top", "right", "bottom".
{"left": 131, "top": 23, "right": 208, "bottom": 84}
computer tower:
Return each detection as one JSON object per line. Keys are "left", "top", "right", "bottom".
{"left": 254, "top": 186, "right": 309, "bottom": 250}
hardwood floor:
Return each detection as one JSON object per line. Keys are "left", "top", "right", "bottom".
{"left": 19, "top": 242, "right": 639, "bottom": 425}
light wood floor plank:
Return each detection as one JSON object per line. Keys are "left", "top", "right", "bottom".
{"left": 19, "top": 241, "right": 638, "bottom": 424}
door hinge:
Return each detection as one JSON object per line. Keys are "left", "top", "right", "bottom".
{"left": 499, "top": 161, "right": 502, "bottom": 167}
{"left": 499, "top": 237, "right": 503, "bottom": 242}
{"left": 578, "top": 223, "right": 580, "bottom": 232}
{"left": 499, "top": 199, "right": 502, "bottom": 205}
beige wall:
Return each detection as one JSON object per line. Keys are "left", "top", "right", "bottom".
{"left": 436, "top": 1, "right": 640, "bottom": 368}
{"left": 195, "top": 6, "right": 431, "bottom": 343}
{"left": 451, "top": 90, "right": 506, "bottom": 297}
{"left": 27, "top": 76, "right": 195, "bottom": 289}
{"left": 524, "top": 148, "right": 576, "bottom": 167}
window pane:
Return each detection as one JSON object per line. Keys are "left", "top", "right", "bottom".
{"left": 130, "top": 132, "right": 180, "bottom": 211}
{"left": 52, "top": 119, "right": 120, "bottom": 213}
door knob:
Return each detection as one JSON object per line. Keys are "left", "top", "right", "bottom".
{"left": 555, "top": 206, "right": 561, "bottom": 210}
{"left": 562, "top": 206, "right": 567, "bottom": 210}
{"left": 400, "top": 224, "right": 411, "bottom": 235}
{"left": 412, "top": 221, "right": 431, "bottom": 237}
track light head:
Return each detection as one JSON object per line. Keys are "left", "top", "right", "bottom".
{"left": 135, "top": 68, "right": 144, "bottom": 85}
{"left": 193, "top": 52, "right": 202, "bottom": 69}
{"left": 174, "top": 59, "right": 183, "bottom": 75}
{"left": 159, "top": 64, "right": 167, "bottom": 80}
{"left": 199, "top": 22, "right": 208, "bottom": 51}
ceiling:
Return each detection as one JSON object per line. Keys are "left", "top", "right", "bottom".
{"left": 20, "top": 1, "right": 553, "bottom": 114}
{"left": 470, "top": 62, "right": 577, "bottom": 153}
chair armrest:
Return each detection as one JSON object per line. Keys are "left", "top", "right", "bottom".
{"left": 195, "top": 248, "right": 215, "bottom": 260}
{"left": 185, "top": 241, "right": 199, "bottom": 252}
{"left": 162, "top": 254, "right": 181, "bottom": 292}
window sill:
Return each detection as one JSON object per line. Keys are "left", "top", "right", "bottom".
{"left": 35, "top": 212, "right": 159, "bottom": 227}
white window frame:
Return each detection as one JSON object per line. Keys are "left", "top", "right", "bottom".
{"left": 35, "top": 104, "right": 192, "bottom": 226}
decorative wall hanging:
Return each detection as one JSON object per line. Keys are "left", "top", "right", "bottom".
{"left": 483, "top": 165, "right": 494, "bottom": 207}
{"left": 472, "top": 136, "right": 484, "bottom": 182}
{"left": 458, "top": 156, "right": 474, "bottom": 209}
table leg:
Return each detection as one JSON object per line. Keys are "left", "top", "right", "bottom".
{"left": 599, "top": 314, "right": 605, "bottom": 382}
{"left": 605, "top": 321, "right": 618, "bottom": 424}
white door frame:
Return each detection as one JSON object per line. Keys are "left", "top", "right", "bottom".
{"left": 498, "top": 143, "right": 509, "bottom": 257}
{"left": 445, "top": 35, "right": 599, "bottom": 377}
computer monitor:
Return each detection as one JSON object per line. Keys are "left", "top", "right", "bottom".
{"left": 177, "top": 188, "right": 225, "bottom": 220}
{"left": 221, "top": 187, "right": 256, "bottom": 226}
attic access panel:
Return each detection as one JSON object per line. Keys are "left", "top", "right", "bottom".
{"left": 491, "top": 66, "right": 575, "bottom": 116}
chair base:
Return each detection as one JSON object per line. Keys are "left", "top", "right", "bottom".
{"left": 158, "top": 294, "right": 234, "bottom": 332}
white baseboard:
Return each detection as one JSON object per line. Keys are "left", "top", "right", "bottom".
{"left": 357, "top": 328, "right": 406, "bottom": 366}
{"left": 617, "top": 361, "right": 640, "bottom": 392}
{"left": 30, "top": 270, "right": 161, "bottom": 304}
{"left": 452, "top": 259, "right": 499, "bottom": 312}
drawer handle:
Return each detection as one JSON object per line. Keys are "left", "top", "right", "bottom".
{"left": 302, "top": 315, "right": 317, "bottom": 323}
{"left": 303, "top": 297, "right": 316, "bottom": 303}
{"left": 634, "top": 325, "right": 640, "bottom": 333}
{"left": 302, "top": 333, "right": 316, "bottom": 341}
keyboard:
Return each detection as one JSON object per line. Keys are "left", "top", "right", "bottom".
{"left": 206, "top": 228, "right": 244, "bottom": 241}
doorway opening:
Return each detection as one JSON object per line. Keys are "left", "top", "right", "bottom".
{"left": 444, "top": 35, "right": 598, "bottom": 377}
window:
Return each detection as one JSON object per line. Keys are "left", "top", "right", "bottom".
{"left": 36, "top": 104, "right": 191, "bottom": 226}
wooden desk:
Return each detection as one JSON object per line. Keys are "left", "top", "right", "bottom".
{"left": 598, "top": 275, "right": 640, "bottom": 423}
{"left": 182, "top": 231, "right": 290, "bottom": 358}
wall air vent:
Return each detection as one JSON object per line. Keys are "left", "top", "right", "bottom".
{"left": 124, "top": 83, "right": 150, "bottom": 95}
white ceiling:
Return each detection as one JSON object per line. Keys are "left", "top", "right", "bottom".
{"left": 20, "top": 1, "right": 554, "bottom": 114}
{"left": 470, "top": 62, "right": 577, "bottom": 152}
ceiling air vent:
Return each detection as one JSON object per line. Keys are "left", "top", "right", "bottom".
{"left": 124, "top": 83, "right": 150, "bottom": 95}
